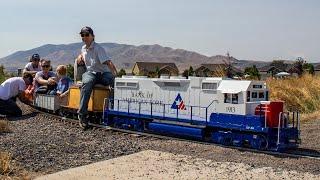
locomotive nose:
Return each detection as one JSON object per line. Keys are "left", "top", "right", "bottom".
{"left": 254, "top": 101, "right": 284, "bottom": 128}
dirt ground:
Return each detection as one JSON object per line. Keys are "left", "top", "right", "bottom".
{"left": 35, "top": 150, "right": 320, "bottom": 180}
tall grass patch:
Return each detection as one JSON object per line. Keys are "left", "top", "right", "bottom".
{"left": 0, "top": 120, "right": 10, "bottom": 133}
{"left": 267, "top": 74, "right": 320, "bottom": 120}
{"left": 0, "top": 152, "right": 12, "bottom": 176}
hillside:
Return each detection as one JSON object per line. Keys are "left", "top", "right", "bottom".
{"left": 0, "top": 42, "right": 268, "bottom": 71}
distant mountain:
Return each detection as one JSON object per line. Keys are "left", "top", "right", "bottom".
{"left": 0, "top": 42, "right": 268, "bottom": 72}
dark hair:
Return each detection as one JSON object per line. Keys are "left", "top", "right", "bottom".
{"left": 41, "top": 59, "right": 51, "bottom": 65}
{"left": 22, "top": 73, "right": 33, "bottom": 84}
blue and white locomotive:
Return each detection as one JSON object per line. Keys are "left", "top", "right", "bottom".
{"left": 31, "top": 74, "right": 301, "bottom": 152}
{"left": 104, "top": 76, "right": 300, "bottom": 151}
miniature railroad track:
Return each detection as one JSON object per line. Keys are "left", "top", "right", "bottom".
{"left": 34, "top": 107, "right": 320, "bottom": 161}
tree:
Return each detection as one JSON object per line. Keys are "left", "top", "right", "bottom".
{"left": 182, "top": 69, "right": 189, "bottom": 78}
{"left": 155, "top": 66, "right": 160, "bottom": 78}
{"left": 117, "top": 68, "right": 126, "bottom": 77}
{"left": 270, "top": 60, "right": 286, "bottom": 70}
{"left": 148, "top": 71, "right": 158, "bottom": 78}
{"left": 308, "top": 64, "right": 315, "bottom": 75}
{"left": 244, "top": 65, "right": 260, "bottom": 80}
{"left": 269, "top": 60, "right": 286, "bottom": 77}
{"left": 0, "top": 65, "right": 5, "bottom": 83}
{"left": 182, "top": 66, "right": 194, "bottom": 78}
{"left": 293, "top": 57, "right": 305, "bottom": 76}
{"left": 303, "top": 63, "right": 315, "bottom": 75}
{"left": 225, "top": 64, "right": 233, "bottom": 78}
{"left": 203, "top": 68, "right": 211, "bottom": 77}
{"left": 223, "top": 52, "right": 235, "bottom": 78}
{"left": 66, "top": 64, "right": 74, "bottom": 80}
{"left": 188, "top": 66, "right": 194, "bottom": 76}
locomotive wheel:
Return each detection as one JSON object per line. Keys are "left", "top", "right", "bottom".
{"left": 203, "top": 129, "right": 213, "bottom": 142}
{"left": 242, "top": 140, "right": 251, "bottom": 148}
{"left": 222, "top": 134, "right": 233, "bottom": 146}
{"left": 257, "top": 135, "right": 268, "bottom": 150}
{"left": 58, "top": 109, "right": 65, "bottom": 117}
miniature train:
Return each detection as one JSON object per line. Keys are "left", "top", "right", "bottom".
{"left": 31, "top": 75, "right": 301, "bottom": 152}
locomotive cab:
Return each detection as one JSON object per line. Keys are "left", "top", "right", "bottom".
{"left": 210, "top": 80, "right": 300, "bottom": 151}
{"left": 214, "top": 80, "right": 268, "bottom": 115}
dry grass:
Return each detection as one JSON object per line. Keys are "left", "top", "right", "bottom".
{"left": 0, "top": 120, "right": 10, "bottom": 133}
{"left": 299, "top": 110, "right": 320, "bottom": 122}
{"left": 0, "top": 151, "right": 31, "bottom": 180}
{"left": 1, "top": 120, "right": 30, "bottom": 179}
{"left": 267, "top": 74, "right": 320, "bottom": 121}
{"left": 0, "top": 152, "right": 12, "bottom": 176}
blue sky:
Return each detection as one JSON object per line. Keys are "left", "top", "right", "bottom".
{"left": 1, "top": 0, "right": 319, "bottom": 61}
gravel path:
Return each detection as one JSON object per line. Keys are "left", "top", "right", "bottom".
{"left": 0, "top": 102, "right": 319, "bottom": 178}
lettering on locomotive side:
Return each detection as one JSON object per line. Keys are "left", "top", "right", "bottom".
{"left": 226, "top": 106, "right": 236, "bottom": 113}
{"left": 122, "top": 97, "right": 163, "bottom": 104}
{"left": 131, "top": 91, "right": 153, "bottom": 99}
{"left": 120, "top": 90, "right": 162, "bottom": 104}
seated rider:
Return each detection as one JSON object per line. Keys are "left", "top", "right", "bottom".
{"left": 48, "top": 65, "right": 73, "bottom": 97}
{"left": 76, "top": 26, "right": 117, "bottom": 129}
{"left": 34, "top": 59, "right": 57, "bottom": 94}
{"left": 23, "top": 53, "right": 42, "bottom": 75}
{"left": 24, "top": 54, "right": 42, "bottom": 99}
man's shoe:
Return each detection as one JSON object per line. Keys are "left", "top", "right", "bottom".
{"left": 78, "top": 114, "right": 89, "bottom": 130}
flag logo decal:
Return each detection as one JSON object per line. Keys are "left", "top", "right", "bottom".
{"left": 171, "top": 93, "right": 186, "bottom": 110}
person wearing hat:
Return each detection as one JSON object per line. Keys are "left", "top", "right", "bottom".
{"left": 23, "top": 53, "right": 42, "bottom": 100}
{"left": 76, "top": 26, "right": 117, "bottom": 129}
{"left": 23, "top": 53, "right": 42, "bottom": 75}
{"left": 0, "top": 73, "right": 34, "bottom": 117}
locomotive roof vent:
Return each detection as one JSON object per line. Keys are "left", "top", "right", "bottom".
{"left": 122, "top": 75, "right": 148, "bottom": 79}
{"left": 160, "top": 75, "right": 169, "bottom": 79}
{"left": 205, "top": 77, "right": 224, "bottom": 81}
{"left": 115, "top": 81, "right": 138, "bottom": 88}
{"left": 170, "top": 76, "right": 186, "bottom": 79}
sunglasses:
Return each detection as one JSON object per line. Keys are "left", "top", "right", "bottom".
{"left": 42, "top": 65, "right": 50, "bottom": 68}
{"left": 81, "top": 33, "right": 90, "bottom": 37}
